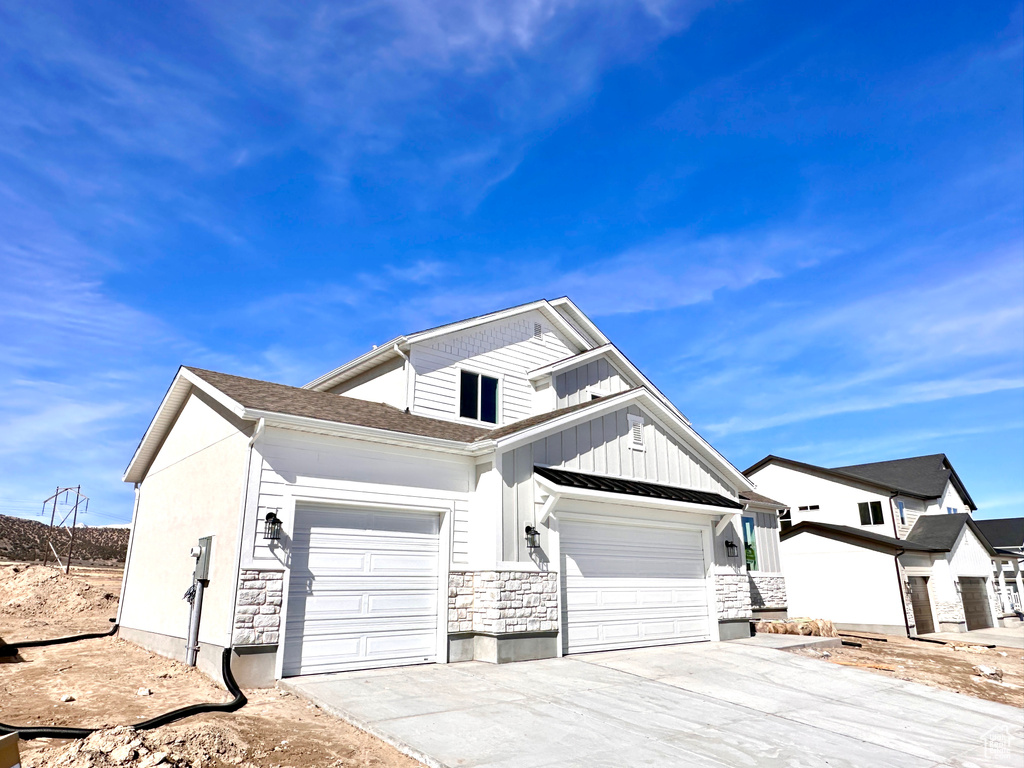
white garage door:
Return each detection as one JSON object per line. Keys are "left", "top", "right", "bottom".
{"left": 283, "top": 506, "right": 440, "bottom": 677}
{"left": 561, "top": 518, "right": 711, "bottom": 654}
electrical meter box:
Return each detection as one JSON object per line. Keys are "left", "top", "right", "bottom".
{"left": 195, "top": 536, "right": 213, "bottom": 582}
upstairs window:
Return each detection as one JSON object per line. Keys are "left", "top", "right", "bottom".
{"left": 858, "top": 501, "right": 884, "bottom": 526}
{"left": 460, "top": 370, "right": 499, "bottom": 423}
{"left": 779, "top": 508, "right": 792, "bottom": 531}
{"left": 947, "top": 507, "right": 957, "bottom": 514}
{"left": 897, "top": 501, "right": 905, "bottom": 525}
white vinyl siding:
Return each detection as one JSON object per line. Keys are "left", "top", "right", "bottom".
{"left": 282, "top": 506, "right": 440, "bottom": 676}
{"left": 554, "top": 357, "right": 631, "bottom": 407}
{"left": 410, "top": 311, "right": 575, "bottom": 425}
{"left": 500, "top": 404, "right": 734, "bottom": 561}
{"left": 560, "top": 518, "right": 711, "bottom": 653}
{"left": 243, "top": 428, "right": 470, "bottom": 570}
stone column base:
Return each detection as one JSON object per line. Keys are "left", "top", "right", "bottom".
{"left": 448, "top": 631, "right": 558, "bottom": 664}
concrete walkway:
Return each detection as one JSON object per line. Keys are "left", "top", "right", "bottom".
{"left": 921, "top": 626, "right": 1024, "bottom": 649}
{"left": 281, "top": 642, "right": 1023, "bottom": 768}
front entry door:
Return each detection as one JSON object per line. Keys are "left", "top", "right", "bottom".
{"left": 908, "top": 576, "right": 934, "bottom": 635}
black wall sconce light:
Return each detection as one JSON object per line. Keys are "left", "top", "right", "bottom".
{"left": 724, "top": 539, "right": 739, "bottom": 558}
{"left": 524, "top": 525, "right": 541, "bottom": 550}
{"left": 263, "top": 511, "right": 283, "bottom": 541}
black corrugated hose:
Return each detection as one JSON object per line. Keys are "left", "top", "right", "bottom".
{"left": 0, "top": 626, "right": 247, "bottom": 740}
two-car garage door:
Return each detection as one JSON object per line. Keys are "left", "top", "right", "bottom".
{"left": 561, "top": 518, "right": 712, "bottom": 654}
{"left": 283, "top": 506, "right": 440, "bottom": 677}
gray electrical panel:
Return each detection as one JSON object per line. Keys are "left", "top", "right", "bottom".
{"left": 195, "top": 536, "right": 213, "bottom": 582}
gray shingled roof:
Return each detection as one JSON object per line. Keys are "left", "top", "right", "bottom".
{"left": 745, "top": 454, "right": 976, "bottom": 509}
{"left": 833, "top": 454, "right": 975, "bottom": 509}
{"left": 905, "top": 513, "right": 997, "bottom": 555}
{"left": 780, "top": 521, "right": 945, "bottom": 553}
{"left": 187, "top": 368, "right": 641, "bottom": 446}
{"left": 186, "top": 367, "right": 490, "bottom": 443}
{"left": 973, "top": 517, "right": 1024, "bottom": 550}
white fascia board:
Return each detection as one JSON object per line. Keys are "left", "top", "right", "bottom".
{"left": 410, "top": 300, "right": 592, "bottom": 352}
{"left": 244, "top": 408, "right": 487, "bottom": 457}
{"left": 548, "top": 297, "right": 610, "bottom": 346}
{"left": 303, "top": 336, "right": 407, "bottom": 391}
{"left": 499, "top": 388, "right": 753, "bottom": 493}
{"left": 743, "top": 501, "right": 784, "bottom": 513}
{"left": 535, "top": 474, "right": 738, "bottom": 517}
{"left": 527, "top": 343, "right": 690, "bottom": 425}
{"left": 122, "top": 367, "right": 248, "bottom": 484}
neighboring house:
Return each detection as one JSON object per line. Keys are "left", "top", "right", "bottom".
{"left": 974, "top": 517, "right": 1024, "bottom": 617}
{"left": 745, "top": 454, "right": 1011, "bottom": 635}
{"left": 117, "top": 298, "right": 787, "bottom": 686}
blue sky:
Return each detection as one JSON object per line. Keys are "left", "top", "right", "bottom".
{"left": 0, "top": 0, "right": 1021, "bottom": 525}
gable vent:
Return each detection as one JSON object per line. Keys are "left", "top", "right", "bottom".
{"left": 533, "top": 322, "right": 543, "bottom": 342}
{"left": 627, "top": 414, "right": 645, "bottom": 449}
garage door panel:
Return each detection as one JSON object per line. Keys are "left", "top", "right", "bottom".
{"left": 960, "top": 577, "right": 993, "bottom": 631}
{"left": 283, "top": 506, "right": 440, "bottom": 677}
{"left": 561, "top": 518, "right": 712, "bottom": 654}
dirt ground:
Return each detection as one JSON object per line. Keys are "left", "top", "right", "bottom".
{"left": 788, "top": 631, "right": 1024, "bottom": 708}
{"left": 0, "top": 564, "right": 421, "bottom": 768}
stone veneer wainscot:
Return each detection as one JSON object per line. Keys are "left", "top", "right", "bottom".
{"left": 449, "top": 571, "right": 559, "bottom": 634}
{"left": 233, "top": 569, "right": 283, "bottom": 645}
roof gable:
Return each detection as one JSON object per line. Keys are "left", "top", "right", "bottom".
{"left": 745, "top": 453, "right": 976, "bottom": 508}
{"left": 905, "top": 513, "right": 996, "bottom": 556}
{"left": 304, "top": 298, "right": 598, "bottom": 392}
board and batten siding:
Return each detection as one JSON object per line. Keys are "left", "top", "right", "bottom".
{"left": 410, "top": 310, "right": 576, "bottom": 426}
{"left": 950, "top": 526, "right": 993, "bottom": 578}
{"left": 554, "top": 357, "right": 631, "bottom": 407}
{"left": 245, "top": 428, "right": 474, "bottom": 569}
{"left": 500, "top": 403, "right": 735, "bottom": 560}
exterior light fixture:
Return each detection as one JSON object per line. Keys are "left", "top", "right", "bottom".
{"left": 524, "top": 525, "right": 541, "bottom": 550}
{"left": 724, "top": 539, "right": 739, "bottom": 558}
{"left": 263, "top": 511, "right": 283, "bottom": 541}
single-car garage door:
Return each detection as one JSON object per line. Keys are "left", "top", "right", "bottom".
{"left": 561, "top": 518, "right": 711, "bottom": 654}
{"left": 959, "top": 577, "right": 994, "bottom": 631}
{"left": 283, "top": 506, "right": 440, "bottom": 677}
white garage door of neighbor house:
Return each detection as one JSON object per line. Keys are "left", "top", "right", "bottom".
{"left": 561, "top": 518, "right": 711, "bottom": 654}
{"left": 283, "top": 506, "right": 440, "bottom": 677}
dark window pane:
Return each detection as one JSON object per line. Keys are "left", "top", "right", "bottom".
{"left": 779, "top": 509, "right": 792, "bottom": 531}
{"left": 870, "top": 501, "right": 884, "bottom": 525}
{"left": 858, "top": 502, "right": 871, "bottom": 525}
{"left": 742, "top": 516, "right": 757, "bottom": 571}
{"left": 460, "top": 371, "right": 478, "bottom": 419}
{"left": 480, "top": 376, "right": 498, "bottom": 423}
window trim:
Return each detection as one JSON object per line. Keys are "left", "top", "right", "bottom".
{"left": 458, "top": 369, "right": 500, "bottom": 424}
{"left": 779, "top": 508, "right": 792, "bottom": 531}
{"left": 858, "top": 500, "right": 884, "bottom": 526}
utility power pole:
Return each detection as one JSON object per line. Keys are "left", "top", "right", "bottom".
{"left": 39, "top": 486, "right": 89, "bottom": 574}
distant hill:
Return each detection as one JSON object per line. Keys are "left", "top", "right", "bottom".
{"left": 0, "top": 514, "right": 129, "bottom": 565}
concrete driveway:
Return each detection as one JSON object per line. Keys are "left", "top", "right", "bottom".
{"left": 282, "top": 641, "right": 1024, "bottom": 768}
{"left": 923, "top": 626, "right": 1024, "bottom": 649}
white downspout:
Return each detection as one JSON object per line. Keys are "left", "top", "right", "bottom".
{"left": 394, "top": 343, "right": 412, "bottom": 411}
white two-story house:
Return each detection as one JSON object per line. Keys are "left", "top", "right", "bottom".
{"left": 117, "top": 298, "right": 787, "bottom": 686}
{"left": 746, "top": 454, "right": 1014, "bottom": 635}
